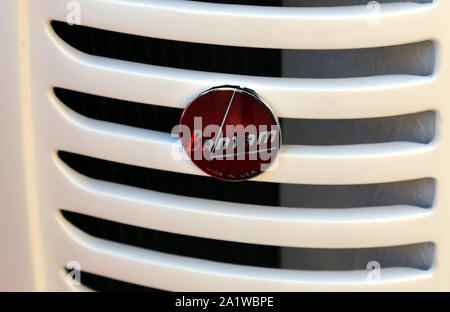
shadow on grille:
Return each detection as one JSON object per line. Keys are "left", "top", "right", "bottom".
{"left": 62, "top": 210, "right": 435, "bottom": 270}
{"left": 54, "top": 88, "right": 181, "bottom": 134}
{"left": 280, "top": 112, "right": 436, "bottom": 145}
{"left": 63, "top": 210, "right": 280, "bottom": 268}
{"left": 51, "top": 21, "right": 281, "bottom": 77}
{"left": 54, "top": 88, "right": 436, "bottom": 145}
{"left": 58, "top": 151, "right": 435, "bottom": 208}
{"left": 65, "top": 269, "right": 162, "bottom": 292}
{"left": 51, "top": 21, "right": 435, "bottom": 78}
{"left": 191, "top": 0, "right": 282, "bottom": 5}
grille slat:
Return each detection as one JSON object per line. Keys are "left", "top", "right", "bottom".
{"left": 58, "top": 151, "right": 435, "bottom": 209}
{"left": 51, "top": 21, "right": 435, "bottom": 78}
{"left": 62, "top": 210, "right": 435, "bottom": 271}
{"left": 55, "top": 88, "right": 437, "bottom": 145}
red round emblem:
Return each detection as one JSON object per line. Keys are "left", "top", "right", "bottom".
{"left": 179, "top": 86, "right": 281, "bottom": 181}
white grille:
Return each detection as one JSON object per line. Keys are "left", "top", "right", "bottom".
{"left": 1, "top": 0, "right": 450, "bottom": 291}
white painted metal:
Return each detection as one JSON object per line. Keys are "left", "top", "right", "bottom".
{"left": 1, "top": 0, "right": 450, "bottom": 291}
{"left": 0, "top": 0, "right": 35, "bottom": 291}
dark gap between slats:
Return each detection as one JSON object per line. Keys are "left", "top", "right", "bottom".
{"left": 51, "top": 21, "right": 280, "bottom": 77}
{"left": 62, "top": 210, "right": 435, "bottom": 270}
{"left": 51, "top": 21, "right": 435, "bottom": 78}
{"left": 58, "top": 151, "right": 435, "bottom": 208}
{"left": 54, "top": 88, "right": 436, "bottom": 145}
{"left": 54, "top": 88, "right": 181, "bottom": 134}
{"left": 63, "top": 210, "right": 280, "bottom": 269}
{"left": 190, "top": 0, "right": 432, "bottom": 6}
{"left": 64, "top": 269, "right": 163, "bottom": 292}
